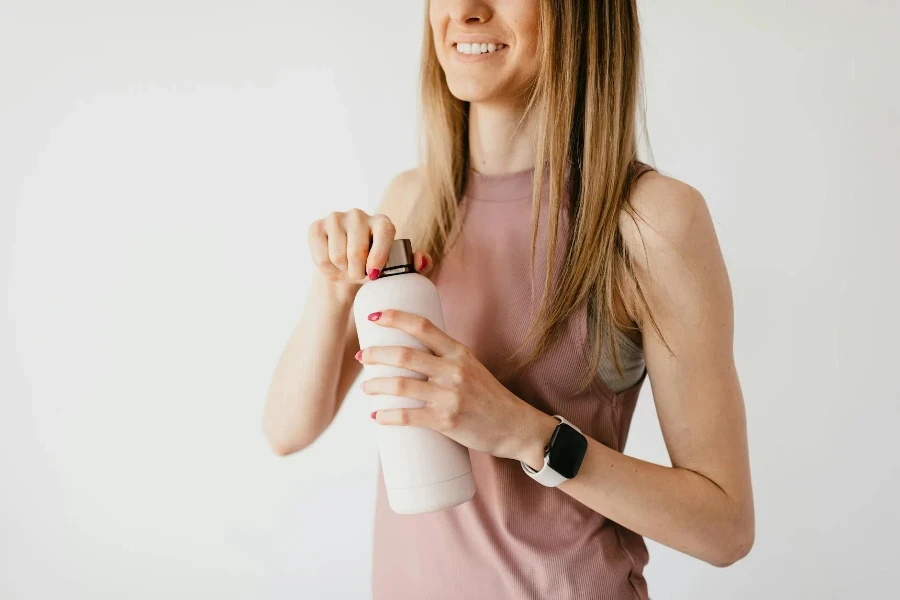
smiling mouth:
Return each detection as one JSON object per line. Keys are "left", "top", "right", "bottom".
{"left": 453, "top": 42, "right": 507, "bottom": 55}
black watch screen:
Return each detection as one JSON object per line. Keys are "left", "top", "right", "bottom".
{"left": 546, "top": 422, "right": 588, "bottom": 479}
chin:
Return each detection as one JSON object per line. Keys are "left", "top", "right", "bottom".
{"left": 445, "top": 80, "right": 502, "bottom": 104}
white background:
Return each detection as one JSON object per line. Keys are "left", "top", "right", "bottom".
{"left": 2, "top": 1, "right": 898, "bottom": 598}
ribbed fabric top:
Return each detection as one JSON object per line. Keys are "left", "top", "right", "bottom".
{"left": 371, "top": 164, "right": 653, "bottom": 600}
{"left": 452, "top": 167, "right": 645, "bottom": 393}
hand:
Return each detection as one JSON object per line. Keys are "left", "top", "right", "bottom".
{"left": 307, "top": 209, "right": 432, "bottom": 284}
{"left": 356, "top": 309, "right": 559, "bottom": 467}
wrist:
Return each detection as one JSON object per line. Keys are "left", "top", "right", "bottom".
{"left": 515, "top": 410, "right": 559, "bottom": 471}
{"left": 314, "top": 272, "right": 359, "bottom": 307}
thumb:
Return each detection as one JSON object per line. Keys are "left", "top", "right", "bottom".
{"left": 413, "top": 251, "right": 434, "bottom": 276}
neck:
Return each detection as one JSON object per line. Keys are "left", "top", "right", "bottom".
{"left": 467, "top": 101, "right": 537, "bottom": 175}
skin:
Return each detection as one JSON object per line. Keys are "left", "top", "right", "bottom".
{"left": 262, "top": 172, "right": 431, "bottom": 454}
{"left": 264, "top": 0, "right": 754, "bottom": 569}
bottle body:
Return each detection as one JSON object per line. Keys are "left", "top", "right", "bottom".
{"left": 353, "top": 272, "right": 475, "bottom": 514}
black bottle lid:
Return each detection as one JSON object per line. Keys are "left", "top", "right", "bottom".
{"left": 379, "top": 238, "right": 415, "bottom": 278}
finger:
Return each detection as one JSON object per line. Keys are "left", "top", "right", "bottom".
{"left": 345, "top": 209, "right": 370, "bottom": 282}
{"left": 413, "top": 251, "right": 433, "bottom": 275}
{"left": 366, "top": 214, "right": 397, "bottom": 280}
{"left": 359, "top": 345, "right": 443, "bottom": 378}
{"left": 366, "top": 309, "right": 459, "bottom": 357}
{"left": 361, "top": 376, "right": 444, "bottom": 404}
{"left": 374, "top": 407, "right": 437, "bottom": 428}
{"left": 308, "top": 220, "right": 341, "bottom": 277}
{"left": 324, "top": 212, "right": 348, "bottom": 273}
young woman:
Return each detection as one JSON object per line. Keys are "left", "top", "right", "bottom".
{"left": 263, "top": 1, "right": 754, "bottom": 597}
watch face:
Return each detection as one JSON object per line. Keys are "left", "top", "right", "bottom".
{"left": 547, "top": 423, "right": 588, "bottom": 479}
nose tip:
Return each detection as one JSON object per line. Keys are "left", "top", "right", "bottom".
{"left": 449, "top": 1, "right": 491, "bottom": 25}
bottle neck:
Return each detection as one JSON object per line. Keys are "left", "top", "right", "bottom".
{"left": 379, "top": 264, "right": 415, "bottom": 278}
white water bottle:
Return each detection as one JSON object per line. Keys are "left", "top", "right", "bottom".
{"left": 353, "top": 238, "right": 475, "bottom": 514}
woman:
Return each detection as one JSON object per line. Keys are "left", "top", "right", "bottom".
{"left": 263, "top": 0, "right": 754, "bottom": 597}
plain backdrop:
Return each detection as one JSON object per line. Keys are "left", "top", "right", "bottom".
{"left": 2, "top": 1, "right": 898, "bottom": 598}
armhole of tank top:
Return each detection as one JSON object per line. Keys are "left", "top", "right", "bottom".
{"left": 593, "top": 161, "right": 653, "bottom": 394}
{"left": 620, "top": 159, "right": 654, "bottom": 353}
{"left": 632, "top": 161, "right": 655, "bottom": 182}
{"left": 596, "top": 329, "right": 645, "bottom": 395}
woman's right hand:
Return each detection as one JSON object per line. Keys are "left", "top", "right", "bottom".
{"left": 307, "top": 209, "right": 432, "bottom": 285}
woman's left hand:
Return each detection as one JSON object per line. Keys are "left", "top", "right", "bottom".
{"left": 357, "top": 309, "right": 557, "bottom": 468}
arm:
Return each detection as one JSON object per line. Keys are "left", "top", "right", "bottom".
{"left": 521, "top": 173, "right": 754, "bottom": 566}
{"left": 261, "top": 169, "right": 424, "bottom": 456}
{"left": 262, "top": 275, "right": 360, "bottom": 456}
{"left": 353, "top": 172, "right": 753, "bottom": 566}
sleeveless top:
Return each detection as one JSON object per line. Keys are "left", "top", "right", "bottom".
{"left": 371, "top": 163, "right": 655, "bottom": 600}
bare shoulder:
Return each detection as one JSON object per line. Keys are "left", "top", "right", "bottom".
{"left": 618, "top": 169, "right": 733, "bottom": 343}
{"left": 376, "top": 168, "right": 423, "bottom": 237}
{"left": 618, "top": 170, "right": 719, "bottom": 270}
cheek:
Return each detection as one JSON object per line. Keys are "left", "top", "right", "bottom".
{"left": 526, "top": 51, "right": 541, "bottom": 84}
{"left": 509, "top": 5, "right": 542, "bottom": 81}
{"left": 429, "top": 4, "right": 449, "bottom": 68}
{"left": 508, "top": 40, "right": 540, "bottom": 90}
{"left": 429, "top": 0, "right": 448, "bottom": 39}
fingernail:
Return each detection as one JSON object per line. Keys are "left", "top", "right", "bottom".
{"left": 368, "top": 268, "right": 380, "bottom": 280}
{"left": 370, "top": 411, "right": 378, "bottom": 420}
{"left": 421, "top": 256, "right": 427, "bottom": 270}
{"left": 367, "top": 311, "right": 382, "bottom": 321}
{"left": 355, "top": 350, "right": 362, "bottom": 361}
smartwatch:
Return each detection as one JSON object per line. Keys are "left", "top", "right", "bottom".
{"left": 520, "top": 415, "right": 588, "bottom": 487}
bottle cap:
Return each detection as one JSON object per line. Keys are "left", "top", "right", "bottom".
{"left": 381, "top": 239, "right": 415, "bottom": 278}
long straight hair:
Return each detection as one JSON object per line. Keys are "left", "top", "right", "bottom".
{"left": 407, "top": 0, "right": 664, "bottom": 393}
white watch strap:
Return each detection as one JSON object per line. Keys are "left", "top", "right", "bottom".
{"left": 520, "top": 415, "right": 582, "bottom": 487}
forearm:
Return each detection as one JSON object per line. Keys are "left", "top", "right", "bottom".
{"left": 518, "top": 413, "right": 753, "bottom": 567}
{"left": 262, "top": 272, "right": 359, "bottom": 455}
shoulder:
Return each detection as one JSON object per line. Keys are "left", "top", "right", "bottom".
{"left": 384, "top": 168, "right": 423, "bottom": 200}
{"left": 617, "top": 169, "right": 732, "bottom": 342}
{"left": 377, "top": 168, "right": 423, "bottom": 236}
{"left": 618, "top": 170, "right": 718, "bottom": 272}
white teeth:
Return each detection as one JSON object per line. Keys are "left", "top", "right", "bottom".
{"left": 455, "top": 42, "right": 505, "bottom": 55}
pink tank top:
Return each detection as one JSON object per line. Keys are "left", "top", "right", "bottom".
{"left": 372, "top": 164, "right": 653, "bottom": 599}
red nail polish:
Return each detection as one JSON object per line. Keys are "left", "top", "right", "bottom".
{"left": 368, "top": 268, "right": 380, "bottom": 280}
{"left": 355, "top": 350, "right": 362, "bottom": 360}
{"left": 421, "top": 256, "right": 427, "bottom": 270}
{"left": 370, "top": 411, "right": 378, "bottom": 420}
{"left": 367, "top": 311, "right": 382, "bottom": 321}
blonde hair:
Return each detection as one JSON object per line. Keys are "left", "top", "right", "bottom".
{"left": 408, "top": 0, "right": 664, "bottom": 393}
